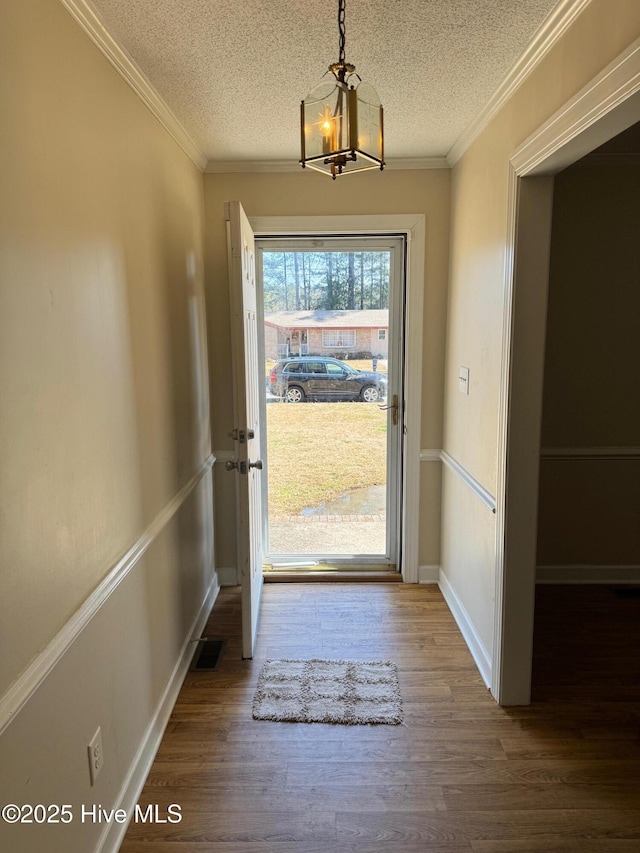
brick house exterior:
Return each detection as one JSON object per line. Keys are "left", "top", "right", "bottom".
{"left": 264, "top": 309, "right": 389, "bottom": 360}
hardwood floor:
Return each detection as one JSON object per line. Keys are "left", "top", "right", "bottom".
{"left": 120, "top": 583, "right": 640, "bottom": 852}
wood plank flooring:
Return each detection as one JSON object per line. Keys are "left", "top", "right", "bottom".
{"left": 120, "top": 583, "right": 640, "bottom": 852}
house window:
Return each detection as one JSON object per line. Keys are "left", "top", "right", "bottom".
{"left": 378, "top": 329, "right": 386, "bottom": 341}
{"left": 322, "top": 329, "right": 355, "bottom": 348}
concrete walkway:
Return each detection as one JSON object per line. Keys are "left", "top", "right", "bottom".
{"left": 269, "top": 484, "right": 387, "bottom": 555}
{"left": 268, "top": 518, "right": 386, "bottom": 555}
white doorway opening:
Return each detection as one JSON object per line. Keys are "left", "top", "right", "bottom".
{"left": 494, "top": 40, "right": 640, "bottom": 705}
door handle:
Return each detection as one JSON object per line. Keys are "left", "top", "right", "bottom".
{"left": 227, "top": 459, "right": 263, "bottom": 474}
{"left": 378, "top": 394, "right": 398, "bottom": 426}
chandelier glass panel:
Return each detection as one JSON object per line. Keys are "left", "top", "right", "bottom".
{"left": 300, "top": 0, "right": 384, "bottom": 178}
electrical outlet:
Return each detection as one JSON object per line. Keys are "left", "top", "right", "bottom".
{"left": 88, "top": 727, "right": 103, "bottom": 786}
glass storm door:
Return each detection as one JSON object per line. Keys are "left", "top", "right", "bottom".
{"left": 256, "top": 235, "right": 405, "bottom": 573}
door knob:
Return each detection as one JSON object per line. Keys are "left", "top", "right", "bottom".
{"left": 225, "top": 459, "right": 239, "bottom": 471}
{"left": 249, "top": 459, "right": 263, "bottom": 470}
{"left": 378, "top": 394, "right": 398, "bottom": 426}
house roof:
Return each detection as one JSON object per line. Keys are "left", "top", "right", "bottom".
{"left": 264, "top": 310, "right": 389, "bottom": 330}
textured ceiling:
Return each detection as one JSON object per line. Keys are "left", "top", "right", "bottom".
{"left": 90, "top": 0, "right": 561, "bottom": 163}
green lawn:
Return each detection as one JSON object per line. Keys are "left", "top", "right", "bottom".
{"left": 266, "top": 402, "right": 387, "bottom": 516}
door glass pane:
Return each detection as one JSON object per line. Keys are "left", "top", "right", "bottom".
{"left": 263, "top": 249, "right": 391, "bottom": 557}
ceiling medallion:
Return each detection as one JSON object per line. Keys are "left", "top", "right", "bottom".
{"left": 300, "top": 0, "right": 385, "bottom": 179}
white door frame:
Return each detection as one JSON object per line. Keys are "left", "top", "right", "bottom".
{"left": 494, "top": 38, "right": 640, "bottom": 705}
{"left": 250, "top": 214, "right": 426, "bottom": 583}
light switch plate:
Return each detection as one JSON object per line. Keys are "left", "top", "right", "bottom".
{"left": 459, "top": 366, "right": 470, "bottom": 395}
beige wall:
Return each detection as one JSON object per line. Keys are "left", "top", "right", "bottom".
{"left": 203, "top": 169, "right": 451, "bottom": 570}
{"left": 537, "top": 158, "right": 640, "bottom": 567}
{"left": 443, "top": 1, "right": 640, "bottom": 660}
{"left": 1, "top": 1, "right": 212, "bottom": 849}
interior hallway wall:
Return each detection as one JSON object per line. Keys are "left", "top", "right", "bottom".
{"left": 443, "top": 1, "right": 640, "bottom": 674}
{"left": 537, "top": 157, "right": 640, "bottom": 570}
{"left": 0, "top": 1, "right": 213, "bottom": 850}
{"left": 203, "top": 168, "right": 450, "bottom": 575}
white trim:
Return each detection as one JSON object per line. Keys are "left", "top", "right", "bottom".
{"left": 205, "top": 157, "right": 449, "bottom": 174}
{"left": 419, "top": 448, "right": 442, "bottom": 462}
{"left": 511, "top": 37, "right": 640, "bottom": 176}
{"left": 541, "top": 446, "right": 640, "bottom": 460}
{"left": 438, "top": 570, "right": 492, "bottom": 688}
{"left": 418, "top": 565, "right": 440, "bottom": 584}
{"left": 250, "top": 213, "right": 426, "bottom": 236}
{"left": 99, "top": 571, "right": 219, "bottom": 853}
{"left": 213, "top": 448, "right": 236, "bottom": 462}
{"left": 440, "top": 451, "right": 497, "bottom": 513}
{"left": 537, "top": 565, "right": 640, "bottom": 584}
{"left": 447, "top": 0, "right": 593, "bottom": 165}
{"left": 216, "top": 566, "right": 239, "bottom": 586}
{"left": 493, "top": 164, "right": 518, "bottom": 705}
{"left": 400, "top": 216, "right": 425, "bottom": 585}
{"left": 249, "top": 214, "right": 425, "bottom": 585}
{"left": 419, "top": 449, "right": 498, "bottom": 514}
{"left": 58, "top": 0, "right": 207, "bottom": 170}
{"left": 0, "top": 454, "right": 214, "bottom": 735}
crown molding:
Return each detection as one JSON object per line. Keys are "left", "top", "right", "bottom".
{"left": 510, "top": 37, "right": 640, "bottom": 176}
{"left": 58, "top": 0, "right": 207, "bottom": 170}
{"left": 447, "top": 0, "right": 593, "bottom": 166}
{"left": 205, "top": 157, "right": 450, "bottom": 174}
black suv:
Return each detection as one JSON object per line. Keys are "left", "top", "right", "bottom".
{"left": 269, "top": 357, "right": 387, "bottom": 403}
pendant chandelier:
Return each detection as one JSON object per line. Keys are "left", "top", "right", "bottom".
{"left": 300, "top": 0, "right": 385, "bottom": 179}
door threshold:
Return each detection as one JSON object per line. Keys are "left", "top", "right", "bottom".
{"left": 264, "top": 571, "right": 402, "bottom": 583}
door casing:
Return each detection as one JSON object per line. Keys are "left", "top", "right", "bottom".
{"left": 250, "top": 214, "right": 426, "bottom": 583}
{"left": 493, "top": 41, "right": 640, "bottom": 705}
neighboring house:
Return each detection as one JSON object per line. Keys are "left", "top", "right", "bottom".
{"left": 264, "top": 309, "right": 389, "bottom": 359}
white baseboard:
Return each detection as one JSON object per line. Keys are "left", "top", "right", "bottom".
{"left": 537, "top": 565, "right": 640, "bottom": 584}
{"left": 438, "top": 570, "right": 492, "bottom": 689}
{"left": 99, "top": 572, "right": 220, "bottom": 853}
{"left": 418, "top": 565, "right": 441, "bottom": 583}
{"left": 217, "top": 565, "right": 238, "bottom": 586}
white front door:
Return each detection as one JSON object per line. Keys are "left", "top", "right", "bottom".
{"left": 226, "top": 201, "right": 263, "bottom": 658}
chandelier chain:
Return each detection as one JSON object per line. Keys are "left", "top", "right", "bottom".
{"left": 338, "top": 0, "right": 346, "bottom": 65}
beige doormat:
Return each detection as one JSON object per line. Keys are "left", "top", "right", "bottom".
{"left": 252, "top": 658, "right": 403, "bottom": 725}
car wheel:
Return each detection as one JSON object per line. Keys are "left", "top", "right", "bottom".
{"left": 285, "top": 386, "right": 305, "bottom": 403}
{"left": 361, "top": 385, "right": 380, "bottom": 403}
